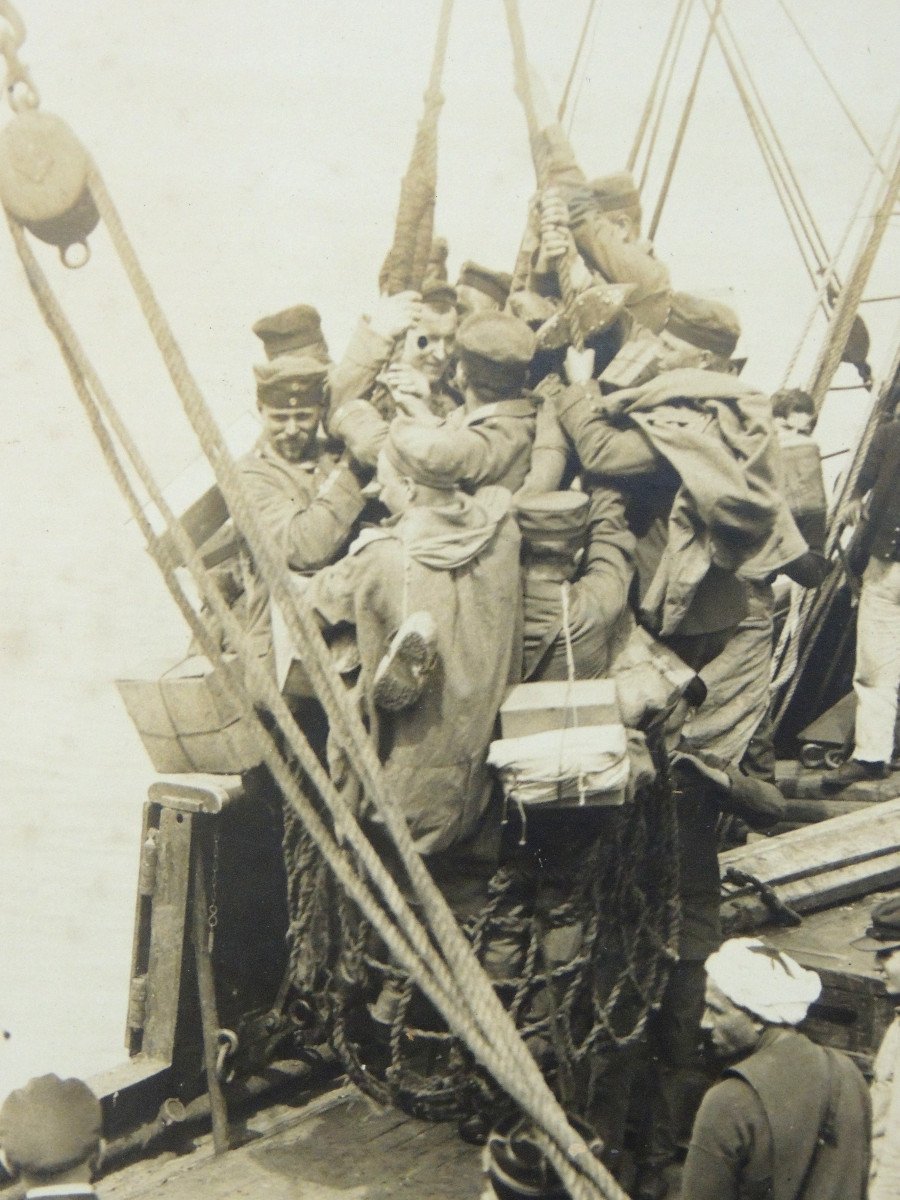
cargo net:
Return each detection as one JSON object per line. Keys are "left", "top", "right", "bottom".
{"left": 279, "top": 727, "right": 679, "bottom": 1122}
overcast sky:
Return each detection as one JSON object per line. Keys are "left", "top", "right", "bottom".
{"left": 0, "top": 1, "right": 897, "bottom": 1091}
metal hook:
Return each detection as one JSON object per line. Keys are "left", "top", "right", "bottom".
{"left": 215, "top": 1028, "right": 238, "bottom": 1082}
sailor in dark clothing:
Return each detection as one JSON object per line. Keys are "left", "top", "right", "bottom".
{"left": 681, "top": 938, "right": 870, "bottom": 1200}
{"left": 629, "top": 735, "right": 785, "bottom": 1200}
{"left": 0, "top": 1074, "right": 103, "bottom": 1200}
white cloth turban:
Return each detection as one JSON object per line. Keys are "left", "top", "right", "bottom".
{"left": 705, "top": 937, "right": 822, "bottom": 1026}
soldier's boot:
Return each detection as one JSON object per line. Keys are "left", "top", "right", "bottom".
{"left": 373, "top": 611, "right": 439, "bottom": 712}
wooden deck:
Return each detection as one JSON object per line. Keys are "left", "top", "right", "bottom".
{"left": 105, "top": 1084, "right": 483, "bottom": 1200}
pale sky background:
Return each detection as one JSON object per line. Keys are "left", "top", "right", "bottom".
{"left": 0, "top": 0, "right": 897, "bottom": 1095}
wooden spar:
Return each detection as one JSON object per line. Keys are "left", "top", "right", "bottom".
{"left": 807, "top": 143, "right": 900, "bottom": 412}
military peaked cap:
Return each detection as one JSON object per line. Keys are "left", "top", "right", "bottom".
{"left": 515, "top": 490, "right": 590, "bottom": 549}
{"left": 420, "top": 280, "right": 458, "bottom": 310}
{"left": 588, "top": 171, "right": 641, "bottom": 213}
{"left": 254, "top": 355, "right": 328, "bottom": 407}
{"left": 853, "top": 896, "right": 900, "bottom": 955}
{"left": 252, "top": 304, "right": 330, "bottom": 363}
{"left": 0, "top": 1074, "right": 102, "bottom": 1175}
{"left": 666, "top": 291, "right": 741, "bottom": 358}
{"left": 457, "top": 261, "right": 513, "bottom": 307}
{"left": 456, "top": 310, "right": 536, "bottom": 393}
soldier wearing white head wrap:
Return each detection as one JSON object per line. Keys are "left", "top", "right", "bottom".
{"left": 679, "top": 937, "right": 871, "bottom": 1200}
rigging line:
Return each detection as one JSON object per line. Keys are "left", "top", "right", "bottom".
{"left": 647, "top": 0, "right": 723, "bottom": 243}
{"left": 777, "top": 0, "right": 885, "bottom": 174}
{"left": 738, "top": 76, "right": 823, "bottom": 292}
{"left": 3, "top": 217, "right": 470, "bottom": 1041}
{"left": 713, "top": 4, "right": 832, "bottom": 274}
{"left": 636, "top": 0, "right": 695, "bottom": 194}
{"left": 8, "top": 210, "right": 622, "bottom": 1200}
{"left": 779, "top": 100, "right": 900, "bottom": 389}
{"left": 564, "top": 1, "right": 601, "bottom": 137}
{"left": 557, "top": 0, "right": 598, "bottom": 124}
{"left": 86, "top": 149, "right": 622, "bottom": 1200}
{"left": 627, "top": 0, "right": 691, "bottom": 173}
{"left": 697, "top": 0, "right": 823, "bottom": 294}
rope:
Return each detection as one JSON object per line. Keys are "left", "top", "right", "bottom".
{"left": 8, "top": 200, "right": 621, "bottom": 1200}
{"left": 559, "top": 581, "right": 586, "bottom": 806}
{"left": 635, "top": 0, "right": 695, "bottom": 196}
{"left": 647, "top": 0, "right": 723, "bottom": 242}
{"left": 0, "top": 101, "right": 626, "bottom": 1192}
{"left": 778, "top": 101, "right": 900, "bottom": 390}
{"left": 378, "top": 0, "right": 453, "bottom": 295}
{"left": 777, "top": 0, "right": 887, "bottom": 174}
{"left": 704, "top": 2, "right": 833, "bottom": 287}
{"left": 501, "top": 0, "right": 585, "bottom": 350}
{"left": 627, "top": 0, "right": 691, "bottom": 175}
{"left": 697, "top": 4, "right": 819, "bottom": 293}
{"left": 81, "top": 165, "right": 629, "bottom": 1198}
{"left": 557, "top": 0, "right": 599, "bottom": 125}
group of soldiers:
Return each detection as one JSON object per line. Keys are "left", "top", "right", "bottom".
{"left": 213, "top": 108, "right": 871, "bottom": 1199}
{"left": 1, "top": 113, "right": 897, "bottom": 1200}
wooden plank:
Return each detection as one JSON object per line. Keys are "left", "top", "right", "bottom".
{"left": 722, "top": 850, "right": 900, "bottom": 933}
{"left": 148, "top": 775, "right": 247, "bottom": 814}
{"left": 141, "top": 808, "right": 193, "bottom": 1061}
{"left": 721, "top": 797, "right": 900, "bottom": 888}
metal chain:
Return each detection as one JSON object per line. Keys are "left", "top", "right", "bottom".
{"left": 206, "top": 828, "right": 220, "bottom": 954}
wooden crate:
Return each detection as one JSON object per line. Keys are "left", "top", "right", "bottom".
{"left": 117, "top": 655, "right": 262, "bottom": 774}
{"left": 761, "top": 891, "right": 898, "bottom": 1068}
{"left": 500, "top": 680, "right": 619, "bottom": 739}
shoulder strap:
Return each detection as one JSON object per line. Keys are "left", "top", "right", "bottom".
{"left": 792, "top": 1045, "right": 840, "bottom": 1200}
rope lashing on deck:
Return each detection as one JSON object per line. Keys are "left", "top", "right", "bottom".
{"left": 378, "top": 0, "right": 453, "bottom": 295}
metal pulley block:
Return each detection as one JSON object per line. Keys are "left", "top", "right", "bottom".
{"left": 0, "top": 109, "right": 98, "bottom": 265}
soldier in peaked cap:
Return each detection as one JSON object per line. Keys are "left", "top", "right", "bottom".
{"left": 329, "top": 309, "right": 559, "bottom": 496}
{"left": 233, "top": 352, "right": 368, "bottom": 681}
{"left": 0, "top": 1074, "right": 103, "bottom": 1198}
{"left": 439, "top": 308, "right": 576, "bottom": 496}
{"left": 454, "top": 260, "right": 513, "bottom": 321}
{"left": 852, "top": 895, "right": 900, "bottom": 1200}
{"left": 516, "top": 488, "right": 634, "bottom": 683}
